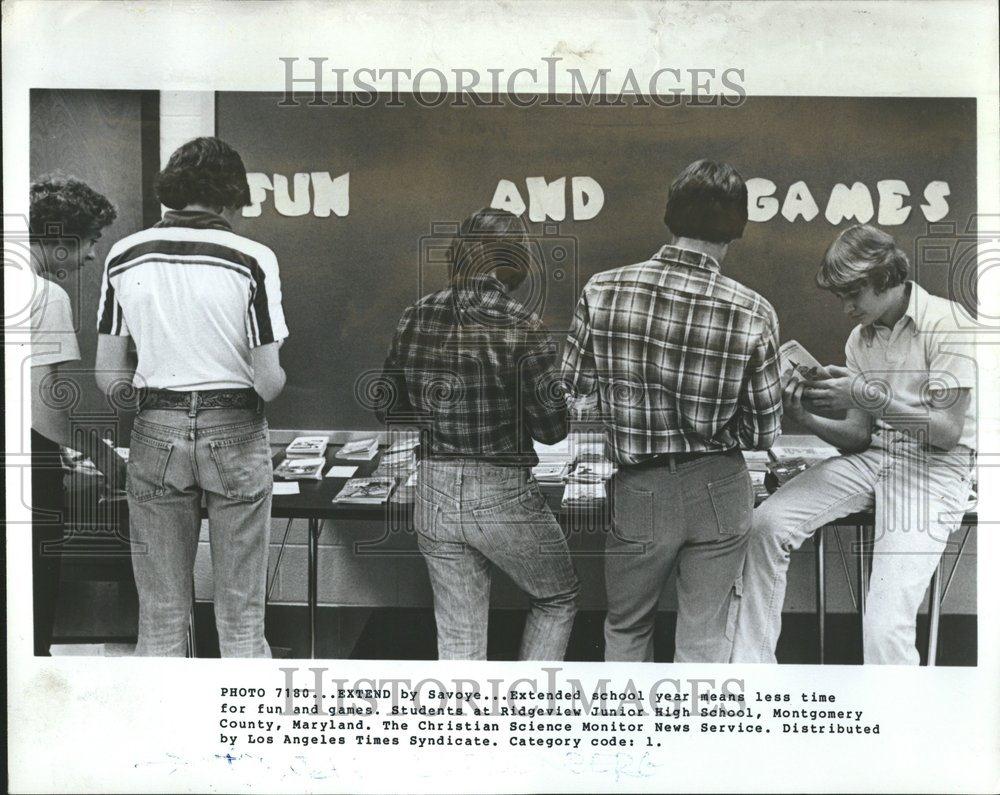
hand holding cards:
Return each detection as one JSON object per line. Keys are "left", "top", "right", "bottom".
{"left": 778, "top": 340, "right": 831, "bottom": 388}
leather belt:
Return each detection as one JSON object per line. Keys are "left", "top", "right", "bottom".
{"left": 626, "top": 448, "right": 737, "bottom": 470}
{"left": 139, "top": 388, "right": 262, "bottom": 411}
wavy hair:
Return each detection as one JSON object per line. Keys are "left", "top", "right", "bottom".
{"left": 155, "top": 137, "right": 252, "bottom": 210}
{"left": 817, "top": 224, "right": 909, "bottom": 294}
{"left": 29, "top": 176, "right": 117, "bottom": 240}
{"left": 663, "top": 159, "right": 749, "bottom": 244}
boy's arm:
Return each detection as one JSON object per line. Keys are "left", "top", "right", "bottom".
{"left": 804, "top": 318, "right": 975, "bottom": 453}
{"left": 736, "top": 314, "right": 783, "bottom": 450}
{"left": 35, "top": 361, "right": 127, "bottom": 490}
{"left": 805, "top": 367, "right": 971, "bottom": 451}
{"left": 785, "top": 379, "right": 874, "bottom": 452}
{"left": 520, "top": 334, "right": 569, "bottom": 446}
{"left": 374, "top": 308, "right": 416, "bottom": 424}
{"left": 561, "top": 288, "right": 599, "bottom": 417}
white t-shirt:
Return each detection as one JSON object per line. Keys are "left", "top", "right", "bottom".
{"left": 29, "top": 272, "right": 81, "bottom": 367}
{"left": 96, "top": 210, "right": 289, "bottom": 391}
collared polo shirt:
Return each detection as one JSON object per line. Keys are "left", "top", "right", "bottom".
{"left": 97, "top": 210, "right": 288, "bottom": 391}
{"left": 845, "top": 281, "right": 977, "bottom": 451}
{"left": 561, "top": 244, "right": 783, "bottom": 465}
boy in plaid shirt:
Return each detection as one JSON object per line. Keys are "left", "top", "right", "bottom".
{"left": 563, "top": 160, "right": 783, "bottom": 662}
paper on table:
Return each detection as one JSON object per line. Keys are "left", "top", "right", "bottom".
{"left": 272, "top": 482, "right": 300, "bottom": 495}
{"left": 325, "top": 465, "right": 359, "bottom": 478}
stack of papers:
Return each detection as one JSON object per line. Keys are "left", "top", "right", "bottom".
{"left": 379, "top": 447, "right": 417, "bottom": 471}
{"left": 333, "top": 477, "right": 396, "bottom": 504}
{"left": 385, "top": 436, "right": 421, "bottom": 455}
{"left": 285, "top": 435, "right": 329, "bottom": 458}
{"left": 273, "top": 457, "right": 326, "bottom": 480}
{"left": 336, "top": 438, "right": 379, "bottom": 460}
{"left": 562, "top": 481, "right": 606, "bottom": 508}
{"left": 570, "top": 458, "right": 617, "bottom": 483}
{"left": 532, "top": 461, "right": 571, "bottom": 483}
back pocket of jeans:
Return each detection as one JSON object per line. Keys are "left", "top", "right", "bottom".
{"left": 610, "top": 479, "right": 654, "bottom": 545}
{"left": 209, "top": 430, "right": 271, "bottom": 503}
{"left": 127, "top": 430, "right": 174, "bottom": 503}
{"left": 707, "top": 470, "right": 753, "bottom": 536}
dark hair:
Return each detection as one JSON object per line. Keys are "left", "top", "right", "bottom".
{"left": 29, "top": 176, "right": 117, "bottom": 240}
{"left": 155, "top": 136, "right": 252, "bottom": 210}
{"left": 449, "top": 207, "right": 532, "bottom": 281}
{"left": 817, "top": 224, "right": 909, "bottom": 294}
{"left": 662, "top": 159, "right": 749, "bottom": 244}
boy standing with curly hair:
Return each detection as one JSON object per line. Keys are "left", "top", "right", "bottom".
{"left": 28, "top": 175, "right": 127, "bottom": 655}
{"left": 95, "top": 137, "right": 288, "bottom": 657}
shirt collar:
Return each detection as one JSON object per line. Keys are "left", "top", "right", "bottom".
{"left": 451, "top": 272, "right": 508, "bottom": 295}
{"left": 652, "top": 244, "right": 721, "bottom": 273}
{"left": 155, "top": 209, "right": 232, "bottom": 231}
{"left": 860, "top": 281, "right": 925, "bottom": 343}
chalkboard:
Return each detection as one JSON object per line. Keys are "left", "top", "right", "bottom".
{"left": 216, "top": 94, "right": 977, "bottom": 431}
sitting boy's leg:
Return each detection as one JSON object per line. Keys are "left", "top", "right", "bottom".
{"left": 731, "top": 453, "right": 879, "bottom": 663}
{"left": 864, "top": 451, "right": 973, "bottom": 665}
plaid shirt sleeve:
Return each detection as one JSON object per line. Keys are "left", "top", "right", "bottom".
{"left": 561, "top": 286, "right": 599, "bottom": 401}
{"left": 374, "top": 307, "right": 417, "bottom": 424}
{"left": 518, "top": 332, "right": 569, "bottom": 446}
{"left": 736, "top": 310, "right": 783, "bottom": 450}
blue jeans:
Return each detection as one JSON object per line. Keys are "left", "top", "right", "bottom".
{"left": 414, "top": 460, "right": 579, "bottom": 660}
{"left": 126, "top": 408, "right": 273, "bottom": 657}
{"left": 604, "top": 450, "right": 753, "bottom": 663}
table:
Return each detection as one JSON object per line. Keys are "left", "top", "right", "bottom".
{"left": 66, "top": 446, "right": 977, "bottom": 662}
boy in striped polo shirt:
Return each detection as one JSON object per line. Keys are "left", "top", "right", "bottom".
{"left": 96, "top": 137, "right": 288, "bottom": 657}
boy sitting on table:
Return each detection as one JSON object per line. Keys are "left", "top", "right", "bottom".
{"left": 731, "top": 224, "right": 976, "bottom": 665}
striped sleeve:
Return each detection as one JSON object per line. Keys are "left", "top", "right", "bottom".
{"left": 245, "top": 246, "right": 289, "bottom": 347}
{"left": 96, "top": 253, "right": 130, "bottom": 336}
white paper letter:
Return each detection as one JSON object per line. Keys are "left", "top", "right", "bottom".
{"left": 311, "top": 172, "right": 350, "bottom": 217}
{"left": 746, "top": 178, "right": 779, "bottom": 222}
{"left": 921, "top": 181, "right": 951, "bottom": 222}
{"left": 571, "top": 177, "right": 605, "bottom": 221}
{"left": 781, "top": 181, "right": 820, "bottom": 222}
{"left": 490, "top": 179, "right": 527, "bottom": 216}
{"left": 525, "top": 176, "right": 566, "bottom": 222}
{"left": 876, "top": 180, "right": 912, "bottom": 225}
{"left": 825, "top": 182, "right": 875, "bottom": 224}
{"left": 243, "top": 173, "right": 273, "bottom": 218}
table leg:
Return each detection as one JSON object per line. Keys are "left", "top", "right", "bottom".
{"left": 308, "top": 518, "right": 319, "bottom": 659}
{"left": 815, "top": 528, "right": 826, "bottom": 664}
{"left": 186, "top": 583, "right": 198, "bottom": 658}
{"left": 926, "top": 563, "right": 942, "bottom": 667}
{"left": 856, "top": 524, "right": 869, "bottom": 661}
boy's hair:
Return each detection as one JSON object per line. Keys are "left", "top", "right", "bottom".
{"left": 29, "top": 176, "right": 117, "bottom": 241}
{"left": 817, "top": 224, "right": 909, "bottom": 294}
{"left": 155, "top": 137, "right": 252, "bottom": 210}
{"left": 662, "top": 159, "right": 749, "bottom": 244}
{"left": 449, "top": 207, "right": 532, "bottom": 281}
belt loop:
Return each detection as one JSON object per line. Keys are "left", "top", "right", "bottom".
{"left": 668, "top": 456, "right": 677, "bottom": 474}
{"left": 188, "top": 391, "right": 199, "bottom": 418}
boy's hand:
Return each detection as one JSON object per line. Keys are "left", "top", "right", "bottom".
{"left": 801, "top": 365, "right": 866, "bottom": 412}
{"left": 782, "top": 379, "right": 811, "bottom": 422}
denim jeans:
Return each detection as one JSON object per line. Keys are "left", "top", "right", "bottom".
{"left": 732, "top": 439, "right": 974, "bottom": 665}
{"left": 604, "top": 449, "right": 753, "bottom": 663}
{"left": 126, "top": 407, "right": 273, "bottom": 657}
{"left": 414, "top": 460, "right": 579, "bottom": 660}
